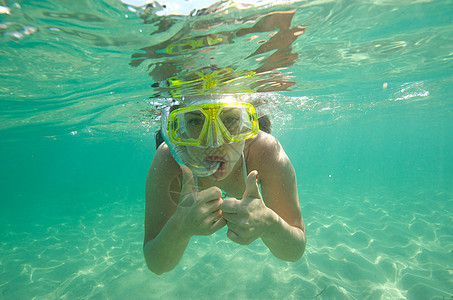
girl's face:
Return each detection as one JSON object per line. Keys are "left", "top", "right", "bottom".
{"left": 179, "top": 95, "right": 249, "bottom": 180}
{"left": 186, "top": 140, "right": 245, "bottom": 181}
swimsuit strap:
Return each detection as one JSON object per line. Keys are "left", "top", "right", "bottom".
{"left": 241, "top": 151, "right": 247, "bottom": 183}
{"left": 193, "top": 175, "right": 199, "bottom": 192}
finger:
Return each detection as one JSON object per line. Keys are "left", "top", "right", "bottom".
{"left": 210, "top": 217, "right": 227, "bottom": 233}
{"left": 222, "top": 212, "right": 243, "bottom": 226}
{"left": 202, "top": 202, "right": 223, "bottom": 218}
{"left": 242, "top": 170, "right": 261, "bottom": 199}
{"left": 225, "top": 221, "right": 245, "bottom": 235}
{"left": 227, "top": 228, "right": 251, "bottom": 245}
{"left": 205, "top": 198, "right": 222, "bottom": 211}
{"left": 180, "top": 165, "right": 196, "bottom": 196}
{"left": 225, "top": 215, "right": 249, "bottom": 232}
{"left": 203, "top": 209, "right": 222, "bottom": 224}
{"left": 227, "top": 228, "right": 241, "bottom": 243}
{"left": 220, "top": 198, "right": 241, "bottom": 213}
{"left": 199, "top": 186, "right": 222, "bottom": 204}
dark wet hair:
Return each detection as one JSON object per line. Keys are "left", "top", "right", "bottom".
{"left": 155, "top": 105, "right": 271, "bottom": 149}
{"left": 155, "top": 104, "right": 180, "bottom": 149}
{"left": 155, "top": 130, "right": 164, "bottom": 149}
{"left": 258, "top": 115, "right": 271, "bottom": 134}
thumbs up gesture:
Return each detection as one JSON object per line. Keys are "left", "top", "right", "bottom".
{"left": 175, "top": 165, "right": 226, "bottom": 237}
{"left": 220, "top": 170, "right": 273, "bottom": 245}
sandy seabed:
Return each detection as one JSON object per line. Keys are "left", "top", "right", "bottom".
{"left": 0, "top": 185, "right": 451, "bottom": 299}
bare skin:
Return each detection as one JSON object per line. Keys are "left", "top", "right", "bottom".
{"left": 144, "top": 131, "right": 306, "bottom": 275}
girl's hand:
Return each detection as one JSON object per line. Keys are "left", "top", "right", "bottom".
{"left": 174, "top": 165, "right": 226, "bottom": 237}
{"left": 221, "top": 170, "right": 275, "bottom": 245}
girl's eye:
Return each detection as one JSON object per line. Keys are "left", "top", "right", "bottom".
{"left": 224, "top": 116, "right": 239, "bottom": 124}
{"left": 187, "top": 118, "right": 204, "bottom": 126}
{"left": 221, "top": 114, "right": 240, "bottom": 125}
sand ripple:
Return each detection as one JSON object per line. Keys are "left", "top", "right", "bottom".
{"left": 0, "top": 185, "right": 451, "bottom": 299}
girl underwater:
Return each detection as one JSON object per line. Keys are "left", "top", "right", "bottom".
{"left": 144, "top": 94, "right": 306, "bottom": 275}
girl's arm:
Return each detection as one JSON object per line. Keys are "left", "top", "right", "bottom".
{"left": 258, "top": 135, "right": 306, "bottom": 261}
{"left": 144, "top": 145, "right": 226, "bottom": 274}
{"left": 143, "top": 145, "right": 187, "bottom": 275}
{"left": 221, "top": 133, "right": 306, "bottom": 262}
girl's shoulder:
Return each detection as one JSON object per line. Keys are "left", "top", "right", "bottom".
{"left": 149, "top": 143, "right": 181, "bottom": 181}
{"left": 155, "top": 142, "right": 179, "bottom": 165}
{"left": 247, "top": 131, "right": 282, "bottom": 156}
{"left": 246, "top": 131, "right": 286, "bottom": 170}
{"left": 246, "top": 132, "right": 295, "bottom": 192}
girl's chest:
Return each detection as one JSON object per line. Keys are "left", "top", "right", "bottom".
{"left": 199, "top": 174, "right": 246, "bottom": 199}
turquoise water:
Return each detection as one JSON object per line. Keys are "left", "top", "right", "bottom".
{"left": 1, "top": 0, "right": 452, "bottom": 299}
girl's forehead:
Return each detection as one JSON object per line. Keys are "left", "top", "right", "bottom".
{"left": 182, "top": 94, "right": 238, "bottom": 107}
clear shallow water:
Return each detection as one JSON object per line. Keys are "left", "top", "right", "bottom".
{"left": 1, "top": 0, "right": 453, "bottom": 299}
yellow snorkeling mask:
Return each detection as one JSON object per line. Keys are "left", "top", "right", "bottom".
{"left": 160, "top": 95, "right": 260, "bottom": 177}
{"left": 168, "top": 100, "right": 259, "bottom": 148}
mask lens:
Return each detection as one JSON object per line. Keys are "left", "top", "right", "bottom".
{"left": 169, "top": 102, "right": 258, "bottom": 146}
{"left": 183, "top": 110, "right": 206, "bottom": 139}
{"left": 170, "top": 108, "right": 207, "bottom": 145}
{"left": 219, "top": 104, "right": 257, "bottom": 140}
{"left": 219, "top": 106, "right": 242, "bottom": 136}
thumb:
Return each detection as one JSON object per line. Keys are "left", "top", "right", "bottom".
{"left": 242, "top": 170, "right": 261, "bottom": 199}
{"left": 180, "top": 165, "right": 196, "bottom": 196}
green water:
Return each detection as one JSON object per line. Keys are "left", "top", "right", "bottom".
{"left": 1, "top": 0, "right": 452, "bottom": 299}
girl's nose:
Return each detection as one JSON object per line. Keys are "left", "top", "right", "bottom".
{"left": 200, "top": 121, "right": 226, "bottom": 148}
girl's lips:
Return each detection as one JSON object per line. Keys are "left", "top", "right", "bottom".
{"left": 204, "top": 156, "right": 228, "bottom": 177}
{"left": 216, "top": 161, "right": 227, "bottom": 172}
